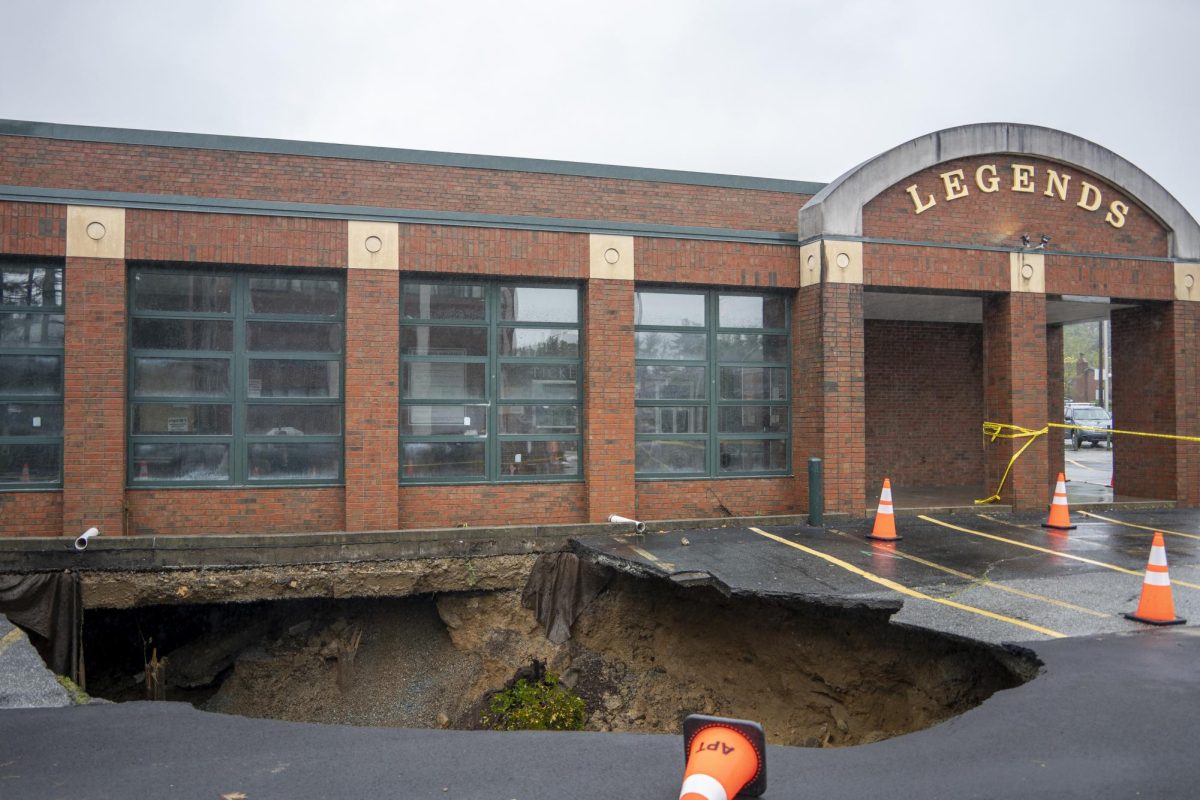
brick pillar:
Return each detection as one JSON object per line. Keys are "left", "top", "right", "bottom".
{"left": 982, "top": 293, "right": 1048, "bottom": 510}
{"left": 1171, "top": 301, "right": 1200, "bottom": 506}
{"left": 344, "top": 268, "right": 400, "bottom": 531}
{"left": 62, "top": 257, "right": 127, "bottom": 536}
{"left": 584, "top": 278, "right": 635, "bottom": 522}
{"left": 1112, "top": 302, "right": 1198, "bottom": 504}
{"left": 1046, "top": 324, "right": 1065, "bottom": 486}
{"left": 793, "top": 283, "right": 865, "bottom": 514}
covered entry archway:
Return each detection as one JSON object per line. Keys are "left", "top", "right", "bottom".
{"left": 795, "top": 123, "right": 1200, "bottom": 513}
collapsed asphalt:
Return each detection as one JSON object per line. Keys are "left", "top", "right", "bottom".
{"left": 4, "top": 508, "right": 1200, "bottom": 799}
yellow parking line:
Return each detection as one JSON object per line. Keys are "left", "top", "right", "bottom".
{"left": 749, "top": 527, "right": 1066, "bottom": 639}
{"left": 827, "top": 528, "right": 1110, "bottom": 619}
{"left": 1077, "top": 510, "right": 1200, "bottom": 542}
{"left": 921, "top": 515, "right": 1200, "bottom": 590}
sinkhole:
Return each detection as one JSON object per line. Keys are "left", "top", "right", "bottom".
{"left": 81, "top": 561, "right": 1039, "bottom": 747}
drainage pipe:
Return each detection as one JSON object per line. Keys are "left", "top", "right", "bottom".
{"left": 608, "top": 514, "right": 647, "bottom": 534}
{"left": 74, "top": 527, "right": 99, "bottom": 551}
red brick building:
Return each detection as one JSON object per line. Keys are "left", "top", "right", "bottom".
{"left": 0, "top": 121, "right": 1196, "bottom": 538}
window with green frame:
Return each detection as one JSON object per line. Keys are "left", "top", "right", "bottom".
{"left": 634, "top": 289, "right": 789, "bottom": 477}
{"left": 400, "top": 280, "right": 582, "bottom": 483}
{"left": 128, "top": 268, "right": 344, "bottom": 486}
{"left": 0, "top": 259, "right": 64, "bottom": 486}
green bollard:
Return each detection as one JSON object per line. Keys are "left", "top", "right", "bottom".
{"left": 808, "top": 457, "right": 824, "bottom": 527}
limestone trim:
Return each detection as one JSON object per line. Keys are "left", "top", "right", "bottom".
{"left": 347, "top": 220, "right": 399, "bottom": 270}
{"left": 1010, "top": 252, "right": 1046, "bottom": 294}
{"left": 799, "top": 241, "right": 822, "bottom": 287}
{"left": 66, "top": 206, "right": 125, "bottom": 259}
{"left": 589, "top": 234, "right": 634, "bottom": 280}
{"left": 1176, "top": 263, "right": 1200, "bottom": 302}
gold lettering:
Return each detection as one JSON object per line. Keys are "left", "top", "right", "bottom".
{"left": 906, "top": 184, "right": 936, "bottom": 214}
{"left": 1105, "top": 199, "right": 1128, "bottom": 228}
{"left": 1011, "top": 164, "right": 1036, "bottom": 193}
{"left": 1077, "top": 181, "right": 1103, "bottom": 211}
{"left": 1044, "top": 170, "right": 1071, "bottom": 201}
{"left": 940, "top": 169, "right": 969, "bottom": 201}
{"left": 975, "top": 164, "right": 1000, "bottom": 193}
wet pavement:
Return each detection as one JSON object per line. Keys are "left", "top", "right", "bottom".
{"left": 2, "top": 628, "right": 1198, "bottom": 799}
{"left": 573, "top": 507, "right": 1200, "bottom": 644}
{"left": 5, "top": 504, "right": 1200, "bottom": 798}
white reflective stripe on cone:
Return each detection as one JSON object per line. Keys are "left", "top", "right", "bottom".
{"left": 679, "top": 774, "right": 728, "bottom": 800}
{"left": 1149, "top": 548, "right": 1169, "bottom": 567}
{"left": 880, "top": 488, "right": 893, "bottom": 503}
{"left": 1144, "top": 570, "right": 1171, "bottom": 587}
{"left": 1052, "top": 494, "right": 1068, "bottom": 505}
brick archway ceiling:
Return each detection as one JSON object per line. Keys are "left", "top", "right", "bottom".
{"left": 799, "top": 123, "right": 1200, "bottom": 261}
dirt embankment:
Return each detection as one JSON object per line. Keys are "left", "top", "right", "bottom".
{"left": 85, "top": 562, "right": 1037, "bottom": 747}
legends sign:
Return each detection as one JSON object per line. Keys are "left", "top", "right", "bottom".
{"left": 905, "top": 163, "right": 1129, "bottom": 228}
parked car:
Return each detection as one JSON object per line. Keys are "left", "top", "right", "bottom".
{"left": 1064, "top": 404, "right": 1112, "bottom": 450}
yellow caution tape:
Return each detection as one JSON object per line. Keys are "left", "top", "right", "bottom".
{"left": 977, "top": 421, "right": 1200, "bottom": 505}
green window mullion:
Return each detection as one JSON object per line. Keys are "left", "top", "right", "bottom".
{"left": 233, "top": 273, "right": 248, "bottom": 483}
{"left": 487, "top": 286, "right": 499, "bottom": 481}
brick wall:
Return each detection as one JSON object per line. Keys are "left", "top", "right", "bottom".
{"left": 1171, "top": 302, "right": 1200, "bottom": 506}
{"left": 792, "top": 285, "right": 822, "bottom": 510}
{"left": 636, "top": 238, "right": 800, "bottom": 288}
{"left": 0, "top": 136, "right": 811, "bottom": 233}
{"left": 865, "top": 321, "right": 984, "bottom": 489}
{"left": 1047, "top": 325, "right": 1065, "bottom": 485}
{"left": 0, "top": 492, "right": 62, "bottom": 537}
{"left": 397, "top": 483, "right": 586, "bottom": 528}
{"left": 0, "top": 202, "right": 65, "bottom": 256}
{"left": 398, "top": 225, "right": 587, "bottom": 279}
{"left": 863, "top": 243, "right": 1009, "bottom": 292}
{"left": 982, "top": 294, "right": 1048, "bottom": 509}
{"left": 863, "top": 155, "right": 1169, "bottom": 257}
{"left": 1112, "top": 303, "right": 1177, "bottom": 500}
{"left": 584, "top": 279, "right": 636, "bottom": 522}
{"left": 62, "top": 257, "right": 127, "bottom": 536}
{"left": 636, "top": 477, "right": 794, "bottom": 520}
{"left": 345, "top": 269, "right": 399, "bottom": 531}
{"left": 127, "top": 488, "right": 345, "bottom": 535}
{"left": 126, "top": 210, "right": 345, "bottom": 267}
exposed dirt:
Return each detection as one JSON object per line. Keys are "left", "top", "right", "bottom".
{"left": 82, "top": 555, "right": 536, "bottom": 609}
{"left": 84, "top": 561, "right": 1037, "bottom": 747}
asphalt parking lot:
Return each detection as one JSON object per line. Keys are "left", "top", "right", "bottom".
{"left": 577, "top": 507, "right": 1200, "bottom": 644}
{"left": 5, "top": 504, "right": 1200, "bottom": 799}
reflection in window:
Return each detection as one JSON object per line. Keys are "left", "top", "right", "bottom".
{"left": 635, "top": 289, "right": 789, "bottom": 476}
{"left": 400, "top": 280, "right": 581, "bottom": 483}
{"left": 129, "top": 268, "right": 343, "bottom": 485}
{"left": 0, "top": 260, "right": 64, "bottom": 485}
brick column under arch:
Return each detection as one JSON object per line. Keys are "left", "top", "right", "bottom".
{"left": 793, "top": 282, "right": 865, "bottom": 514}
{"left": 982, "top": 293, "right": 1049, "bottom": 510}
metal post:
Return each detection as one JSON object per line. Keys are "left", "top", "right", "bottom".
{"left": 808, "top": 457, "right": 824, "bottom": 527}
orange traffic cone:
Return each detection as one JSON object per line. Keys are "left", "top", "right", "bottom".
{"left": 1042, "top": 472, "right": 1076, "bottom": 530}
{"left": 1124, "top": 532, "right": 1186, "bottom": 626}
{"left": 680, "top": 715, "right": 766, "bottom": 800}
{"left": 867, "top": 478, "right": 901, "bottom": 541}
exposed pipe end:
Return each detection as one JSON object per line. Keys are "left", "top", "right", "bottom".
{"left": 74, "top": 527, "right": 99, "bottom": 552}
{"left": 607, "top": 514, "right": 647, "bottom": 534}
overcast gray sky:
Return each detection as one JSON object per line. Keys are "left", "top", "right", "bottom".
{"left": 2, "top": 0, "right": 1198, "bottom": 216}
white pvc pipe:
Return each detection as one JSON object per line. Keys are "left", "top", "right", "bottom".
{"left": 74, "top": 527, "right": 100, "bottom": 552}
{"left": 607, "top": 514, "right": 646, "bottom": 534}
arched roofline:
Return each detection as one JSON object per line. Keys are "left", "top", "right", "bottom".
{"left": 799, "top": 123, "right": 1200, "bottom": 260}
